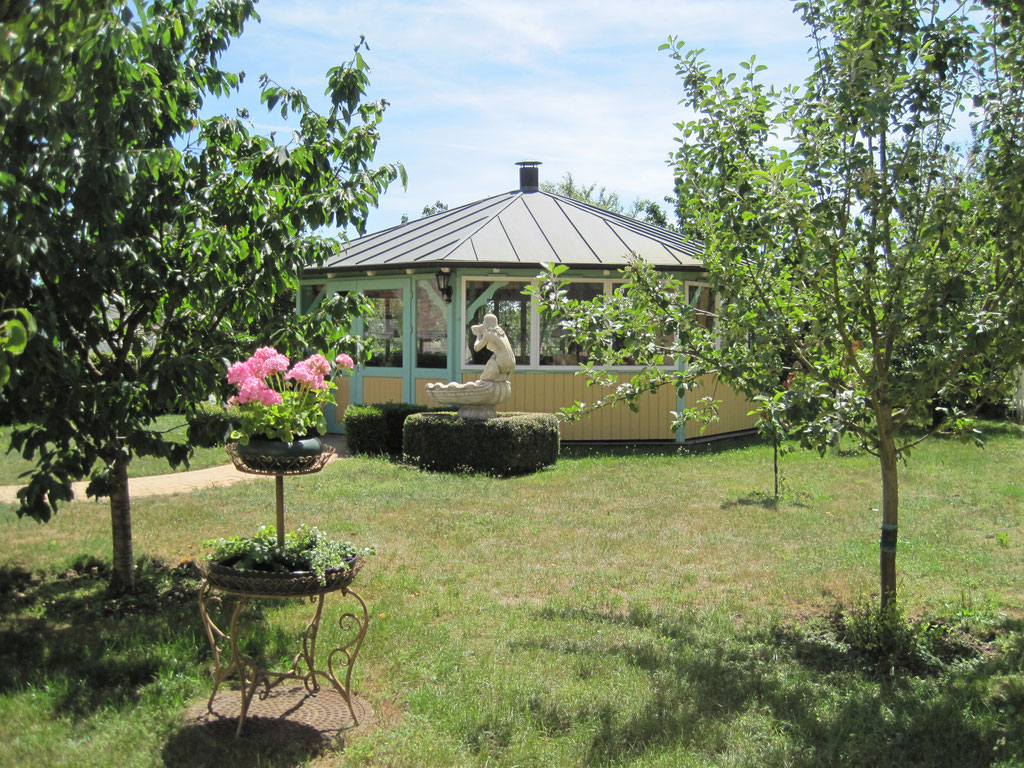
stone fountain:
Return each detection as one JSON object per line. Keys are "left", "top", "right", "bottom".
{"left": 425, "top": 313, "right": 514, "bottom": 418}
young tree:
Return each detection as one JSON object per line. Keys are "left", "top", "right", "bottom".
{"left": 539, "top": 0, "right": 1024, "bottom": 610}
{"left": 1, "top": 0, "right": 404, "bottom": 591}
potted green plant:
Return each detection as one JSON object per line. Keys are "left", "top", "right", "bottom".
{"left": 224, "top": 346, "right": 354, "bottom": 464}
{"left": 204, "top": 524, "right": 375, "bottom": 594}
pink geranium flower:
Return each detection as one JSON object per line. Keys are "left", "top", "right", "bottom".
{"left": 265, "top": 353, "right": 290, "bottom": 375}
{"left": 258, "top": 388, "right": 283, "bottom": 406}
{"left": 227, "top": 360, "right": 255, "bottom": 386}
{"left": 222, "top": 344, "right": 354, "bottom": 443}
{"left": 285, "top": 361, "right": 320, "bottom": 388}
{"left": 238, "top": 377, "right": 272, "bottom": 405}
{"left": 305, "top": 353, "right": 330, "bottom": 377}
{"left": 251, "top": 347, "right": 279, "bottom": 362}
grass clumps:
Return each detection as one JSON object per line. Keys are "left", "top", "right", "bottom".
{"left": 776, "top": 600, "right": 1001, "bottom": 679}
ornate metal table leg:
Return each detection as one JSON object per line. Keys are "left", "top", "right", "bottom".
{"left": 199, "top": 579, "right": 231, "bottom": 709}
{"left": 199, "top": 582, "right": 265, "bottom": 737}
{"left": 297, "top": 593, "right": 326, "bottom": 692}
{"left": 228, "top": 598, "right": 264, "bottom": 738}
{"left": 198, "top": 581, "right": 370, "bottom": 736}
{"left": 323, "top": 588, "right": 370, "bottom": 725}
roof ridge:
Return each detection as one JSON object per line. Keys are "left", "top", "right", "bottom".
{"left": 439, "top": 190, "right": 527, "bottom": 260}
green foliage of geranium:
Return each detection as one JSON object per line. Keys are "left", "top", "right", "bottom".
{"left": 205, "top": 525, "right": 374, "bottom": 586}
{"left": 224, "top": 347, "right": 354, "bottom": 443}
{"left": 230, "top": 389, "right": 331, "bottom": 444}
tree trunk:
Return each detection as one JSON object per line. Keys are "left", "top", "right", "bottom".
{"left": 109, "top": 443, "right": 135, "bottom": 593}
{"left": 773, "top": 436, "right": 780, "bottom": 501}
{"left": 877, "top": 405, "right": 899, "bottom": 611}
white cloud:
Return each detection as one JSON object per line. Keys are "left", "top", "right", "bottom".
{"left": 218, "top": 0, "right": 811, "bottom": 231}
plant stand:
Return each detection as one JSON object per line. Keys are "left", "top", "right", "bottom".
{"left": 198, "top": 442, "right": 369, "bottom": 738}
{"left": 198, "top": 571, "right": 368, "bottom": 738}
{"left": 225, "top": 441, "right": 335, "bottom": 546}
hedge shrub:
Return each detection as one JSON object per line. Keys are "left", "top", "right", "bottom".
{"left": 186, "top": 401, "right": 237, "bottom": 448}
{"left": 344, "top": 402, "right": 436, "bottom": 456}
{"left": 403, "top": 412, "right": 559, "bottom": 476}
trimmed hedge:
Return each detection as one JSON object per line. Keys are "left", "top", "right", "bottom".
{"left": 403, "top": 412, "right": 559, "bottom": 476}
{"left": 344, "top": 402, "right": 437, "bottom": 456}
{"left": 186, "top": 401, "right": 238, "bottom": 448}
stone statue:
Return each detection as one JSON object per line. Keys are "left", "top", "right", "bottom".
{"left": 425, "top": 313, "right": 514, "bottom": 419}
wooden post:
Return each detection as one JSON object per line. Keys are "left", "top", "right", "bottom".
{"left": 275, "top": 474, "right": 285, "bottom": 546}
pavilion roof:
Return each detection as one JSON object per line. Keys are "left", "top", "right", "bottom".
{"left": 305, "top": 183, "right": 704, "bottom": 276}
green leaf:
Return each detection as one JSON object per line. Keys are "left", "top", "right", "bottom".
{"left": 2, "top": 320, "right": 29, "bottom": 354}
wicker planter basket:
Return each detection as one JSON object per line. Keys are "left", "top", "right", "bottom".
{"left": 226, "top": 440, "right": 335, "bottom": 476}
{"left": 205, "top": 558, "right": 363, "bottom": 597}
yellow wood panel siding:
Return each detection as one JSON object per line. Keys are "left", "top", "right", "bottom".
{"left": 461, "top": 371, "right": 677, "bottom": 441}
{"left": 363, "top": 376, "right": 403, "bottom": 404}
{"left": 415, "top": 378, "right": 447, "bottom": 405}
{"left": 334, "top": 375, "right": 350, "bottom": 412}
{"left": 684, "top": 374, "right": 758, "bottom": 439}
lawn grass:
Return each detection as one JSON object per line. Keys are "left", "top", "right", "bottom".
{"left": 1, "top": 421, "right": 1023, "bottom": 766}
{"left": 0, "top": 415, "right": 230, "bottom": 485}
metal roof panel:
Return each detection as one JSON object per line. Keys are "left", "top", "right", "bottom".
{"left": 305, "top": 186, "right": 705, "bottom": 274}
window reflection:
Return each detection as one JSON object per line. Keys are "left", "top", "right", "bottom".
{"left": 416, "top": 280, "right": 448, "bottom": 369}
{"left": 539, "top": 281, "right": 603, "bottom": 365}
{"left": 363, "top": 288, "right": 403, "bottom": 367}
{"left": 464, "top": 280, "right": 531, "bottom": 366}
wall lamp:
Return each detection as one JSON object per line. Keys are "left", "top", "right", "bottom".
{"left": 435, "top": 269, "right": 453, "bottom": 304}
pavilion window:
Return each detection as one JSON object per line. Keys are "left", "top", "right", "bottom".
{"left": 538, "top": 280, "right": 604, "bottom": 365}
{"left": 363, "top": 288, "right": 404, "bottom": 367}
{"left": 463, "top": 279, "right": 531, "bottom": 366}
{"left": 459, "top": 275, "right": 685, "bottom": 370}
{"left": 416, "top": 279, "right": 448, "bottom": 369}
{"left": 686, "top": 282, "right": 716, "bottom": 334}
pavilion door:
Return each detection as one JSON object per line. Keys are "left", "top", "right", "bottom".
{"left": 410, "top": 275, "right": 453, "bottom": 404}
{"left": 353, "top": 280, "right": 412, "bottom": 408}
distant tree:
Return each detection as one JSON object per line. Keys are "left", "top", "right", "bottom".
{"left": 539, "top": 0, "right": 1024, "bottom": 611}
{"left": 401, "top": 200, "right": 449, "bottom": 224}
{"left": 1, "top": 0, "right": 404, "bottom": 591}
{"left": 421, "top": 200, "right": 448, "bottom": 217}
{"left": 542, "top": 172, "right": 675, "bottom": 230}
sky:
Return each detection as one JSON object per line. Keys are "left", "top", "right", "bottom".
{"left": 211, "top": 0, "right": 814, "bottom": 234}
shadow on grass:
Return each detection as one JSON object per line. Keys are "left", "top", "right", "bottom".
{"left": 720, "top": 491, "right": 781, "bottom": 511}
{"left": 719, "top": 490, "right": 811, "bottom": 510}
{"left": 0, "top": 558, "right": 211, "bottom": 718}
{"left": 560, "top": 433, "right": 761, "bottom": 460}
{"left": 162, "top": 718, "right": 335, "bottom": 768}
{"left": 1, "top": 556, "right": 334, "bottom": 767}
{"left": 510, "top": 603, "right": 1023, "bottom": 767}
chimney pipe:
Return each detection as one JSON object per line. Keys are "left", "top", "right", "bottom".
{"left": 516, "top": 159, "right": 541, "bottom": 192}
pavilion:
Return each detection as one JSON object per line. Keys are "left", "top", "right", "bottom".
{"left": 299, "top": 161, "right": 755, "bottom": 441}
